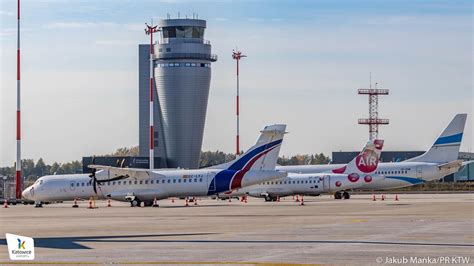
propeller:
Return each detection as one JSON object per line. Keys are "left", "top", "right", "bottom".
{"left": 88, "top": 156, "right": 98, "bottom": 194}
{"left": 88, "top": 157, "right": 130, "bottom": 194}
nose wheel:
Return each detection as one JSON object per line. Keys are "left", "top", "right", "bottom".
{"left": 34, "top": 201, "right": 43, "bottom": 208}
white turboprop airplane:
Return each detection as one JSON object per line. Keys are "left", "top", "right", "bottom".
{"left": 277, "top": 114, "right": 468, "bottom": 197}
{"left": 22, "top": 124, "right": 288, "bottom": 207}
{"left": 223, "top": 139, "right": 385, "bottom": 201}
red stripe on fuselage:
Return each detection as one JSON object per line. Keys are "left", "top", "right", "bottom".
{"left": 230, "top": 145, "right": 278, "bottom": 190}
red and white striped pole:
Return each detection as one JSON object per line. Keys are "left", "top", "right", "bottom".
{"left": 15, "top": 0, "right": 22, "bottom": 200}
{"left": 145, "top": 23, "right": 159, "bottom": 170}
{"left": 232, "top": 50, "right": 246, "bottom": 155}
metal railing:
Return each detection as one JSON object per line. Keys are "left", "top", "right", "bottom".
{"left": 358, "top": 118, "right": 390, "bottom": 124}
{"left": 158, "top": 38, "right": 211, "bottom": 45}
{"left": 154, "top": 53, "right": 218, "bottom": 62}
{"left": 357, "top": 89, "right": 389, "bottom": 95}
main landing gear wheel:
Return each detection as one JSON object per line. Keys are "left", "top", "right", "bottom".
{"left": 334, "top": 192, "right": 342, "bottom": 200}
{"left": 343, "top": 191, "right": 350, "bottom": 199}
{"left": 130, "top": 199, "right": 141, "bottom": 207}
{"left": 35, "top": 201, "right": 43, "bottom": 208}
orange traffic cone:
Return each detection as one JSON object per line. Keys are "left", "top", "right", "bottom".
{"left": 229, "top": 198, "right": 232, "bottom": 203}
{"left": 296, "top": 195, "right": 300, "bottom": 202}
{"left": 277, "top": 196, "right": 280, "bottom": 202}
{"left": 3, "top": 200, "right": 8, "bottom": 208}
{"left": 300, "top": 196, "right": 305, "bottom": 206}
{"left": 244, "top": 197, "right": 248, "bottom": 203}
{"left": 72, "top": 198, "right": 79, "bottom": 208}
{"left": 194, "top": 197, "right": 198, "bottom": 206}
{"left": 87, "top": 197, "right": 93, "bottom": 209}
{"left": 185, "top": 198, "right": 189, "bottom": 207}
{"left": 107, "top": 199, "right": 112, "bottom": 207}
{"left": 395, "top": 194, "right": 399, "bottom": 201}
{"left": 372, "top": 194, "right": 376, "bottom": 201}
{"left": 381, "top": 194, "right": 385, "bottom": 201}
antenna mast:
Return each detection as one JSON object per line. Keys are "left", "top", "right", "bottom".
{"left": 358, "top": 79, "right": 389, "bottom": 140}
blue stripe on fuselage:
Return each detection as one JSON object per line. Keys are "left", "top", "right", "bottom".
{"left": 434, "top": 133, "right": 463, "bottom": 145}
{"left": 386, "top": 176, "right": 425, "bottom": 185}
{"left": 227, "top": 139, "right": 282, "bottom": 171}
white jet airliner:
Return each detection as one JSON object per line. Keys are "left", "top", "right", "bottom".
{"left": 22, "top": 124, "right": 288, "bottom": 207}
{"left": 224, "top": 139, "right": 385, "bottom": 201}
{"left": 278, "top": 114, "right": 468, "bottom": 197}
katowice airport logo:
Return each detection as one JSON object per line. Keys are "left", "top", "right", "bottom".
{"left": 6, "top": 233, "right": 35, "bottom": 260}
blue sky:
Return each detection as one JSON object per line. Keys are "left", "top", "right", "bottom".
{"left": 0, "top": 0, "right": 472, "bottom": 165}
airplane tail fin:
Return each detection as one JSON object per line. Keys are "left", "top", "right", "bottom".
{"left": 211, "top": 124, "right": 287, "bottom": 171}
{"left": 406, "top": 114, "right": 467, "bottom": 163}
{"left": 332, "top": 139, "right": 384, "bottom": 175}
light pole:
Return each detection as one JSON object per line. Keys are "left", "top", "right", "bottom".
{"left": 145, "top": 22, "right": 160, "bottom": 170}
{"left": 232, "top": 49, "right": 246, "bottom": 155}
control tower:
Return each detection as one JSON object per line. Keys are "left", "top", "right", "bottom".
{"left": 139, "top": 18, "right": 217, "bottom": 169}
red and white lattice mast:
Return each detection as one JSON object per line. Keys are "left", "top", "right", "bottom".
{"left": 232, "top": 49, "right": 246, "bottom": 155}
{"left": 15, "top": 0, "right": 22, "bottom": 199}
{"left": 358, "top": 82, "right": 389, "bottom": 140}
{"left": 145, "top": 23, "right": 159, "bottom": 170}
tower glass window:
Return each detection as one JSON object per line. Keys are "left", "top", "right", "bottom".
{"left": 162, "top": 26, "right": 205, "bottom": 39}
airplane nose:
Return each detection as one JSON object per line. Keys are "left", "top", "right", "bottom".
{"left": 22, "top": 186, "right": 32, "bottom": 200}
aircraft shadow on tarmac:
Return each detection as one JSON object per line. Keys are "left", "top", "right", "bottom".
{"left": 0, "top": 233, "right": 473, "bottom": 250}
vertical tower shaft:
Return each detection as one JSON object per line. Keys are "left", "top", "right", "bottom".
{"left": 16, "top": 0, "right": 22, "bottom": 199}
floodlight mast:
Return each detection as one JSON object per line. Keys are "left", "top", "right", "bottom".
{"left": 232, "top": 49, "right": 246, "bottom": 155}
{"left": 145, "top": 23, "right": 160, "bottom": 169}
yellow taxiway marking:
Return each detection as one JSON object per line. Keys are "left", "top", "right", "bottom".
{"left": 351, "top": 219, "right": 368, "bottom": 223}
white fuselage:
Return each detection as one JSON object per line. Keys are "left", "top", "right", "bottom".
{"left": 277, "top": 162, "right": 455, "bottom": 190}
{"left": 224, "top": 172, "right": 385, "bottom": 199}
{"left": 22, "top": 169, "right": 286, "bottom": 203}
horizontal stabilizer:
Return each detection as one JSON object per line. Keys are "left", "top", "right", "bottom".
{"left": 438, "top": 160, "right": 463, "bottom": 171}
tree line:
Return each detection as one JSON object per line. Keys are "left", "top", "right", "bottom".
{"left": 0, "top": 146, "right": 331, "bottom": 181}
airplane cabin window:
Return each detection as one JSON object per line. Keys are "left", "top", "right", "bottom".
{"left": 200, "top": 178, "right": 203, "bottom": 182}
{"left": 173, "top": 179, "right": 176, "bottom": 183}
{"left": 134, "top": 181, "right": 138, "bottom": 184}
{"left": 139, "top": 181, "right": 143, "bottom": 184}
{"left": 145, "top": 180, "right": 148, "bottom": 184}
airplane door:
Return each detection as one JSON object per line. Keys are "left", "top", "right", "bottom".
{"left": 322, "top": 175, "right": 330, "bottom": 191}
{"left": 416, "top": 166, "right": 423, "bottom": 178}
{"left": 208, "top": 172, "right": 216, "bottom": 192}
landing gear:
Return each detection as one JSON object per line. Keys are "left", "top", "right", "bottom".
{"left": 343, "top": 191, "right": 350, "bottom": 199}
{"left": 34, "top": 201, "right": 43, "bottom": 208}
{"left": 144, "top": 201, "right": 153, "bottom": 207}
{"left": 130, "top": 199, "right": 141, "bottom": 207}
{"left": 334, "top": 192, "right": 342, "bottom": 199}
{"left": 264, "top": 196, "right": 278, "bottom": 202}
